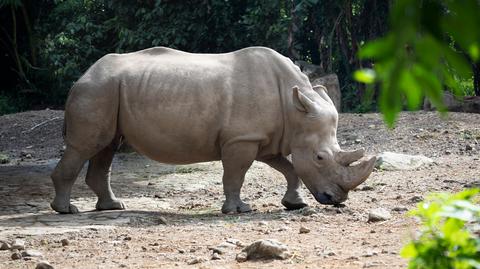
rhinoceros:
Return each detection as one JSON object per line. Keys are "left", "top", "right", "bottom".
{"left": 50, "top": 46, "right": 375, "bottom": 214}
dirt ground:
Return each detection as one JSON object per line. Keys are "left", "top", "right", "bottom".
{"left": 0, "top": 109, "right": 479, "bottom": 269}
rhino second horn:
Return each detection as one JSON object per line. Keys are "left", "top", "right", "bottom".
{"left": 341, "top": 156, "right": 376, "bottom": 190}
{"left": 336, "top": 148, "right": 365, "bottom": 166}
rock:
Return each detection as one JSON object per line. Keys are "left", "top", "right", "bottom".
{"left": 61, "top": 239, "right": 69, "bottom": 246}
{"left": 368, "top": 208, "right": 391, "bottom": 222}
{"left": 0, "top": 241, "right": 11, "bottom": 250}
{"left": 11, "top": 239, "right": 25, "bottom": 250}
{"left": 226, "top": 238, "right": 244, "bottom": 247}
{"left": 392, "top": 206, "right": 408, "bottom": 212}
{"left": 22, "top": 249, "right": 43, "bottom": 257}
{"left": 0, "top": 153, "right": 9, "bottom": 164}
{"left": 211, "top": 252, "right": 221, "bottom": 260}
{"left": 259, "top": 221, "right": 268, "bottom": 226}
{"left": 11, "top": 251, "right": 22, "bottom": 260}
{"left": 210, "top": 241, "right": 236, "bottom": 254}
{"left": 187, "top": 257, "right": 205, "bottom": 265}
{"left": 375, "top": 152, "right": 433, "bottom": 171}
{"left": 310, "top": 74, "right": 342, "bottom": 112}
{"left": 36, "top": 261, "right": 54, "bottom": 269}
{"left": 239, "top": 239, "right": 291, "bottom": 261}
{"left": 466, "top": 144, "right": 474, "bottom": 151}
{"left": 299, "top": 226, "right": 311, "bottom": 234}
{"left": 299, "top": 207, "right": 317, "bottom": 216}
{"left": 235, "top": 252, "right": 248, "bottom": 262}
{"left": 409, "top": 195, "right": 423, "bottom": 203}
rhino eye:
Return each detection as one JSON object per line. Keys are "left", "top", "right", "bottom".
{"left": 316, "top": 155, "right": 323, "bottom": 161}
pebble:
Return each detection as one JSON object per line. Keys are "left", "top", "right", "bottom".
{"left": 0, "top": 241, "right": 11, "bottom": 250}
{"left": 239, "top": 239, "right": 291, "bottom": 261}
{"left": 11, "top": 239, "right": 25, "bottom": 250}
{"left": 299, "top": 226, "right": 311, "bottom": 234}
{"left": 0, "top": 153, "right": 9, "bottom": 164}
{"left": 466, "top": 144, "right": 474, "bottom": 151}
{"left": 259, "top": 221, "right": 268, "bottom": 226}
{"left": 211, "top": 252, "right": 221, "bottom": 260}
{"left": 392, "top": 206, "right": 408, "bottom": 212}
{"left": 300, "top": 207, "right": 317, "bottom": 216}
{"left": 11, "top": 251, "right": 22, "bottom": 260}
{"left": 61, "top": 239, "right": 70, "bottom": 246}
{"left": 368, "top": 208, "right": 391, "bottom": 222}
{"left": 187, "top": 257, "right": 205, "bottom": 265}
{"left": 36, "top": 261, "right": 54, "bottom": 269}
{"left": 236, "top": 252, "right": 248, "bottom": 262}
{"left": 22, "top": 250, "right": 43, "bottom": 257}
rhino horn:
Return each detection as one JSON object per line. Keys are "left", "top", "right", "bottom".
{"left": 340, "top": 156, "right": 376, "bottom": 190}
{"left": 336, "top": 148, "right": 365, "bottom": 166}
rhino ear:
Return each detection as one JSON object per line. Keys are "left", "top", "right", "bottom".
{"left": 292, "top": 86, "right": 316, "bottom": 113}
{"left": 312, "top": 85, "right": 334, "bottom": 106}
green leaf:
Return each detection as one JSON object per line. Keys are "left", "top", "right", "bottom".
{"left": 469, "top": 43, "right": 480, "bottom": 61}
{"left": 399, "top": 69, "right": 423, "bottom": 110}
{"left": 401, "top": 242, "right": 418, "bottom": 258}
{"left": 353, "top": 69, "right": 376, "bottom": 84}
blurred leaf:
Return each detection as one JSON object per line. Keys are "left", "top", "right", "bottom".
{"left": 353, "top": 69, "right": 376, "bottom": 84}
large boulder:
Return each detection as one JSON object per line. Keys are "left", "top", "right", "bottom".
{"left": 375, "top": 152, "right": 433, "bottom": 171}
{"left": 295, "top": 61, "right": 342, "bottom": 112}
{"left": 423, "top": 91, "right": 480, "bottom": 113}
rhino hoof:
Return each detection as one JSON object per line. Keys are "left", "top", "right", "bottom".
{"left": 281, "top": 199, "right": 308, "bottom": 210}
{"left": 96, "top": 199, "right": 126, "bottom": 211}
{"left": 51, "top": 202, "right": 80, "bottom": 214}
{"left": 221, "top": 201, "right": 252, "bottom": 214}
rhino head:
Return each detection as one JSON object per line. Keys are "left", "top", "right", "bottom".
{"left": 289, "top": 85, "right": 376, "bottom": 205}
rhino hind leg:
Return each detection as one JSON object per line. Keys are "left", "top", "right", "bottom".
{"left": 261, "top": 156, "right": 308, "bottom": 210}
{"left": 51, "top": 146, "right": 88, "bottom": 214}
{"left": 85, "top": 139, "right": 125, "bottom": 211}
{"left": 220, "top": 142, "right": 258, "bottom": 214}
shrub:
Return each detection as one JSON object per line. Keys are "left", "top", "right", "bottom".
{"left": 401, "top": 188, "right": 480, "bottom": 269}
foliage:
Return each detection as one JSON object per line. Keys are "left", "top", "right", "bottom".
{"left": 355, "top": 0, "right": 480, "bottom": 127}
{"left": 401, "top": 188, "right": 480, "bottom": 269}
{"left": 1, "top": 0, "right": 390, "bottom": 114}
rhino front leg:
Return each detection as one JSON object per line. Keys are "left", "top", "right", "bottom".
{"left": 220, "top": 142, "right": 258, "bottom": 214}
{"left": 51, "top": 146, "right": 88, "bottom": 214}
{"left": 85, "top": 142, "right": 125, "bottom": 211}
{"left": 261, "top": 156, "right": 308, "bottom": 210}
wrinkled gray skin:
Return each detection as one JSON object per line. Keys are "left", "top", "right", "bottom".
{"left": 50, "top": 47, "right": 376, "bottom": 214}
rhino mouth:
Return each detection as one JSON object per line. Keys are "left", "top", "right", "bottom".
{"left": 313, "top": 192, "right": 346, "bottom": 205}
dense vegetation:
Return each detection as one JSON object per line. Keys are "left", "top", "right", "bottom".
{"left": 0, "top": 0, "right": 479, "bottom": 118}
{"left": 0, "top": 0, "right": 387, "bottom": 114}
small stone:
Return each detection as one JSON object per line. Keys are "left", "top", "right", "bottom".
{"left": 354, "top": 139, "right": 362, "bottom": 144}
{"left": 392, "top": 206, "right": 408, "bottom": 212}
{"left": 124, "top": 236, "right": 132, "bottom": 241}
{"left": 236, "top": 252, "right": 248, "bottom": 262}
{"left": 11, "top": 251, "right": 22, "bottom": 260}
{"left": 187, "top": 257, "right": 205, "bottom": 265}
{"left": 259, "top": 221, "right": 268, "bottom": 226}
{"left": 36, "top": 261, "right": 54, "bottom": 269}
{"left": 0, "top": 241, "right": 11, "bottom": 250}
{"left": 61, "top": 239, "right": 69, "bottom": 246}
{"left": 300, "top": 207, "right": 317, "bottom": 216}
{"left": 466, "top": 144, "right": 474, "bottom": 151}
{"left": 299, "top": 226, "right": 311, "bottom": 234}
{"left": 178, "top": 249, "right": 185, "bottom": 254}
{"left": 39, "top": 239, "right": 48, "bottom": 246}
{"left": 0, "top": 153, "right": 9, "bottom": 164}
{"left": 22, "top": 249, "right": 43, "bottom": 257}
{"left": 240, "top": 239, "right": 291, "bottom": 260}
{"left": 409, "top": 196, "right": 423, "bottom": 203}
{"left": 359, "top": 185, "right": 374, "bottom": 191}
{"left": 368, "top": 208, "right": 391, "bottom": 222}
{"left": 211, "top": 252, "right": 221, "bottom": 260}
{"left": 11, "top": 239, "right": 25, "bottom": 250}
